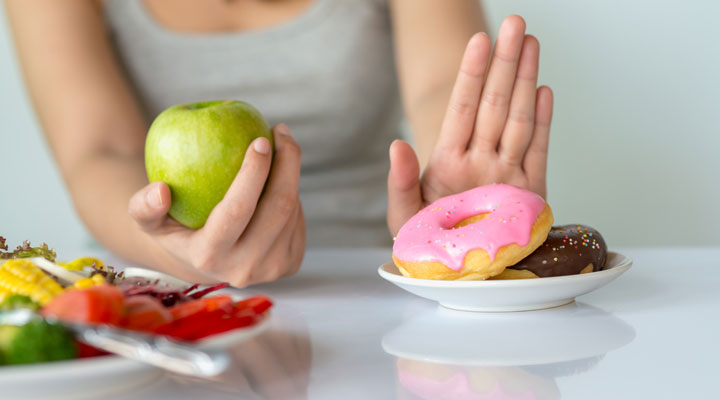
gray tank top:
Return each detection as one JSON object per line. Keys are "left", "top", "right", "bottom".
{"left": 103, "top": 0, "right": 402, "bottom": 246}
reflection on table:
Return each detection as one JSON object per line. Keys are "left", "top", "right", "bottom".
{"left": 122, "top": 305, "right": 311, "bottom": 400}
{"left": 383, "top": 302, "right": 635, "bottom": 399}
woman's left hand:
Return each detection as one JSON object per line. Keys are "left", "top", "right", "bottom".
{"left": 387, "top": 15, "right": 554, "bottom": 236}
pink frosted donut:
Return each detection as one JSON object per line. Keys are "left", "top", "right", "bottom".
{"left": 392, "top": 184, "right": 553, "bottom": 280}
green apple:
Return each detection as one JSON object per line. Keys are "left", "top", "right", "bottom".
{"left": 145, "top": 100, "right": 273, "bottom": 229}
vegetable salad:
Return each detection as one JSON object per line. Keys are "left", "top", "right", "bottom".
{"left": 0, "top": 237, "right": 272, "bottom": 366}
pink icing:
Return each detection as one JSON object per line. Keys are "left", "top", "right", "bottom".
{"left": 392, "top": 184, "right": 546, "bottom": 271}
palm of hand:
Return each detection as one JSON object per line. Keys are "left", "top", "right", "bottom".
{"left": 421, "top": 150, "right": 544, "bottom": 206}
{"left": 387, "top": 16, "right": 553, "bottom": 235}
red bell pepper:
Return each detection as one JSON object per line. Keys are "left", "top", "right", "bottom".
{"left": 154, "top": 295, "right": 272, "bottom": 341}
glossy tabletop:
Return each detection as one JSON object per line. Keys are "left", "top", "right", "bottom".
{"left": 92, "top": 247, "right": 720, "bottom": 399}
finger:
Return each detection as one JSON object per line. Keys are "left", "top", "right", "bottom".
{"left": 128, "top": 181, "right": 173, "bottom": 234}
{"left": 472, "top": 15, "right": 527, "bottom": 152}
{"left": 523, "top": 85, "right": 554, "bottom": 197}
{"left": 248, "top": 204, "right": 304, "bottom": 285}
{"left": 282, "top": 204, "right": 306, "bottom": 278}
{"left": 387, "top": 140, "right": 423, "bottom": 236}
{"left": 283, "top": 204, "right": 306, "bottom": 277}
{"left": 248, "top": 204, "right": 299, "bottom": 284}
{"left": 201, "top": 135, "right": 273, "bottom": 251}
{"left": 240, "top": 124, "right": 302, "bottom": 255}
{"left": 436, "top": 32, "right": 491, "bottom": 152}
{"left": 498, "top": 35, "right": 540, "bottom": 166}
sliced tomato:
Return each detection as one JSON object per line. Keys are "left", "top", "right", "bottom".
{"left": 42, "top": 284, "right": 125, "bottom": 325}
{"left": 122, "top": 295, "right": 172, "bottom": 332}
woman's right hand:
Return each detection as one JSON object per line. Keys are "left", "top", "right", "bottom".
{"left": 387, "top": 16, "right": 553, "bottom": 236}
{"left": 128, "top": 124, "right": 306, "bottom": 287}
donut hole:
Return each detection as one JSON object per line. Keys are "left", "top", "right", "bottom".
{"left": 453, "top": 213, "right": 490, "bottom": 228}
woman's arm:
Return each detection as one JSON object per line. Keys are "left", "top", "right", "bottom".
{"left": 388, "top": 0, "right": 486, "bottom": 167}
{"left": 6, "top": 0, "right": 155, "bottom": 259}
{"left": 5, "top": 0, "right": 305, "bottom": 285}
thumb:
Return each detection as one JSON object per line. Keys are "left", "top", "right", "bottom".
{"left": 128, "top": 181, "right": 172, "bottom": 234}
{"left": 387, "top": 140, "right": 423, "bottom": 236}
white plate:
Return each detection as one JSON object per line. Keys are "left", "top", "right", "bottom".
{"left": 378, "top": 251, "right": 632, "bottom": 312}
{"left": 0, "top": 351, "right": 164, "bottom": 400}
{"left": 0, "top": 266, "right": 270, "bottom": 400}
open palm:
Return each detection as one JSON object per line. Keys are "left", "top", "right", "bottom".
{"left": 388, "top": 15, "right": 554, "bottom": 235}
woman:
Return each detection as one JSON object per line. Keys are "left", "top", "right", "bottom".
{"left": 6, "top": 0, "right": 553, "bottom": 286}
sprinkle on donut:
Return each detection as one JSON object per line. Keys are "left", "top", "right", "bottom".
{"left": 498, "top": 224, "right": 608, "bottom": 278}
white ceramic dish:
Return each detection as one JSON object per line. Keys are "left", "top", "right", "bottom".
{"left": 378, "top": 251, "right": 632, "bottom": 312}
{"left": 0, "top": 266, "right": 270, "bottom": 400}
{"left": 0, "top": 351, "right": 164, "bottom": 400}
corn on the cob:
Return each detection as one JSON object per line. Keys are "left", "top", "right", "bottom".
{"left": 72, "top": 273, "right": 106, "bottom": 289}
{"left": 0, "top": 287, "right": 11, "bottom": 304}
{"left": 0, "top": 259, "right": 64, "bottom": 306}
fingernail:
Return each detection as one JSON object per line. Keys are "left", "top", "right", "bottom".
{"left": 253, "top": 137, "right": 271, "bottom": 154}
{"left": 146, "top": 186, "right": 162, "bottom": 209}
{"left": 275, "top": 123, "right": 292, "bottom": 137}
{"left": 471, "top": 32, "right": 487, "bottom": 42}
{"left": 389, "top": 140, "right": 399, "bottom": 160}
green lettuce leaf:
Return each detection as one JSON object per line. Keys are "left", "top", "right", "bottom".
{"left": 0, "top": 237, "right": 56, "bottom": 262}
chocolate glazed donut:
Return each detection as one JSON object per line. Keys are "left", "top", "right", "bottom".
{"left": 491, "top": 225, "right": 607, "bottom": 279}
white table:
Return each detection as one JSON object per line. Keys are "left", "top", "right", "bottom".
{"left": 96, "top": 247, "right": 719, "bottom": 399}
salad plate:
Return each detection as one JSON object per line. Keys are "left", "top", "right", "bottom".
{"left": 0, "top": 350, "right": 163, "bottom": 400}
{"left": 378, "top": 251, "right": 632, "bottom": 312}
{"left": 0, "top": 264, "right": 271, "bottom": 400}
